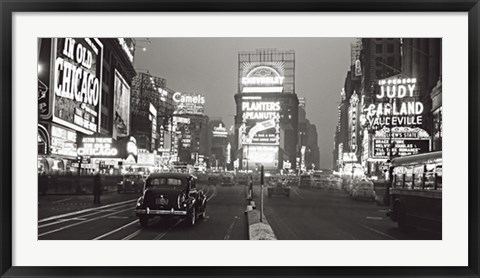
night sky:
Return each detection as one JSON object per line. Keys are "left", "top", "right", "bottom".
{"left": 133, "top": 38, "right": 355, "bottom": 169}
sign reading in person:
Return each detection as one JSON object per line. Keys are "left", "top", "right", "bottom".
{"left": 365, "top": 78, "right": 424, "bottom": 130}
{"left": 52, "top": 38, "right": 103, "bottom": 135}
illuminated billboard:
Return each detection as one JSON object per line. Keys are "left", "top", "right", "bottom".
{"left": 52, "top": 38, "right": 103, "bottom": 135}
{"left": 240, "top": 100, "right": 280, "bottom": 146}
{"left": 173, "top": 92, "right": 205, "bottom": 115}
{"left": 372, "top": 127, "right": 431, "bottom": 158}
{"left": 113, "top": 70, "right": 131, "bottom": 139}
{"left": 364, "top": 78, "right": 423, "bottom": 130}
{"left": 240, "top": 63, "right": 285, "bottom": 93}
{"left": 77, "top": 137, "right": 118, "bottom": 157}
{"left": 243, "top": 145, "right": 278, "bottom": 170}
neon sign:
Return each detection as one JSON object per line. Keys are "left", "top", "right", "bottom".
{"left": 173, "top": 92, "right": 205, "bottom": 104}
{"left": 77, "top": 137, "right": 118, "bottom": 157}
{"left": 365, "top": 77, "right": 424, "bottom": 129}
{"left": 242, "top": 101, "right": 281, "bottom": 120}
{"left": 54, "top": 38, "right": 100, "bottom": 106}
{"left": 242, "top": 66, "right": 284, "bottom": 86}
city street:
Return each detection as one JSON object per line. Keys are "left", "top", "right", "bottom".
{"left": 252, "top": 185, "right": 440, "bottom": 240}
{"left": 38, "top": 182, "right": 439, "bottom": 240}
{"left": 38, "top": 183, "right": 248, "bottom": 240}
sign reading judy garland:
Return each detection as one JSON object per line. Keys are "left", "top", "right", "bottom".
{"left": 364, "top": 77, "right": 431, "bottom": 158}
{"left": 52, "top": 38, "right": 103, "bottom": 135}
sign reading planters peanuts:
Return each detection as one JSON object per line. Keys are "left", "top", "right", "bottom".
{"left": 52, "top": 38, "right": 103, "bottom": 135}
{"left": 240, "top": 100, "right": 280, "bottom": 145}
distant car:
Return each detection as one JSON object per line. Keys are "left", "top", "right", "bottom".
{"left": 221, "top": 175, "right": 235, "bottom": 186}
{"left": 351, "top": 180, "right": 375, "bottom": 201}
{"left": 117, "top": 174, "right": 144, "bottom": 193}
{"left": 135, "top": 173, "right": 207, "bottom": 227}
{"left": 267, "top": 176, "right": 290, "bottom": 197}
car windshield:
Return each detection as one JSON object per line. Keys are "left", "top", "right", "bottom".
{"left": 146, "top": 178, "right": 185, "bottom": 190}
{"left": 126, "top": 175, "right": 139, "bottom": 179}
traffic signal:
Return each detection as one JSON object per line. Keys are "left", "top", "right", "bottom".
{"left": 77, "top": 156, "right": 83, "bottom": 163}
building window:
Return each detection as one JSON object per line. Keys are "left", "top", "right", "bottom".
{"left": 376, "top": 44, "right": 383, "bottom": 53}
{"left": 101, "top": 114, "right": 108, "bottom": 129}
{"left": 376, "top": 69, "right": 383, "bottom": 78}
{"left": 376, "top": 57, "right": 383, "bottom": 67}
{"left": 387, "top": 43, "right": 394, "bottom": 53}
{"left": 387, "top": 56, "right": 394, "bottom": 65}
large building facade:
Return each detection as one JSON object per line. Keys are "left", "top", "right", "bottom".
{"left": 333, "top": 38, "right": 442, "bottom": 179}
{"left": 233, "top": 49, "right": 299, "bottom": 171}
{"left": 37, "top": 38, "right": 137, "bottom": 174}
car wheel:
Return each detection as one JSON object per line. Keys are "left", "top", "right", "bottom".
{"left": 188, "top": 207, "right": 196, "bottom": 226}
{"left": 139, "top": 216, "right": 149, "bottom": 227}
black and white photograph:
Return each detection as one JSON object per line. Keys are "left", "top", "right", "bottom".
{"left": 36, "top": 37, "right": 443, "bottom": 241}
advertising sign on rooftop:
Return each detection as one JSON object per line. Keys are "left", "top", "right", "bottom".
{"left": 240, "top": 63, "right": 285, "bottom": 93}
{"left": 173, "top": 92, "right": 205, "bottom": 115}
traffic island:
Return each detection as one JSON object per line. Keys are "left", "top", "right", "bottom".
{"left": 245, "top": 203, "right": 277, "bottom": 240}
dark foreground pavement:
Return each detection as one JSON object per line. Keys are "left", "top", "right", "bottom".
{"left": 252, "top": 185, "right": 441, "bottom": 240}
{"left": 38, "top": 184, "right": 248, "bottom": 240}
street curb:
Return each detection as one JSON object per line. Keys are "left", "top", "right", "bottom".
{"left": 245, "top": 202, "right": 277, "bottom": 240}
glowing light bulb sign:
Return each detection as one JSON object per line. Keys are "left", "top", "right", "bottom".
{"left": 241, "top": 101, "right": 280, "bottom": 145}
{"left": 241, "top": 65, "right": 285, "bottom": 93}
{"left": 365, "top": 78, "right": 424, "bottom": 130}
{"left": 173, "top": 92, "right": 205, "bottom": 115}
{"left": 52, "top": 38, "right": 103, "bottom": 135}
{"left": 77, "top": 137, "right": 118, "bottom": 157}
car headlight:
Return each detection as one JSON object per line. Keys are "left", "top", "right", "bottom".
{"left": 137, "top": 197, "right": 144, "bottom": 207}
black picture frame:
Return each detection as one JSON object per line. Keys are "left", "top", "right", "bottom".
{"left": 1, "top": 0, "right": 479, "bottom": 277}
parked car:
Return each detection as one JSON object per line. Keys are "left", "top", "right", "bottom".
{"left": 135, "top": 173, "right": 207, "bottom": 227}
{"left": 267, "top": 176, "right": 290, "bottom": 197}
{"left": 117, "top": 174, "right": 144, "bottom": 193}
{"left": 351, "top": 180, "right": 375, "bottom": 201}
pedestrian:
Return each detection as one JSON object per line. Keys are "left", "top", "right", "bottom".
{"left": 93, "top": 172, "right": 102, "bottom": 205}
{"left": 39, "top": 172, "right": 48, "bottom": 196}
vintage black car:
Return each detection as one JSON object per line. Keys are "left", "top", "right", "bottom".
{"left": 135, "top": 173, "right": 207, "bottom": 227}
{"left": 267, "top": 176, "right": 291, "bottom": 198}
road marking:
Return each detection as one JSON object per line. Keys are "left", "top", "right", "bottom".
{"left": 108, "top": 215, "right": 129, "bottom": 219}
{"left": 93, "top": 219, "right": 139, "bottom": 240}
{"left": 366, "top": 216, "right": 383, "bottom": 220}
{"left": 292, "top": 188, "right": 304, "bottom": 199}
{"left": 359, "top": 224, "right": 397, "bottom": 240}
{"left": 153, "top": 219, "right": 183, "bottom": 240}
{"left": 122, "top": 229, "right": 141, "bottom": 240}
{"left": 224, "top": 216, "right": 239, "bottom": 240}
{"left": 38, "top": 199, "right": 137, "bottom": 223}
{"left": 52, "top": 198, "right": 72, "bottom": 204}
{"left": 38, "top": 203, "right": 135, "bottom": 229}
{"left": 38, "top": 207, "right": 133, "bottom": 237}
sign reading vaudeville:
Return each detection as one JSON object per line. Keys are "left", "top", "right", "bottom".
{"left": 52, "top": 38, "right": 103, "bottom": 135}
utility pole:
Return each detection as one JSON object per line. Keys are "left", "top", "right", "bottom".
{"left": 260, "top": 164, "right": 264, "bottom": 223}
